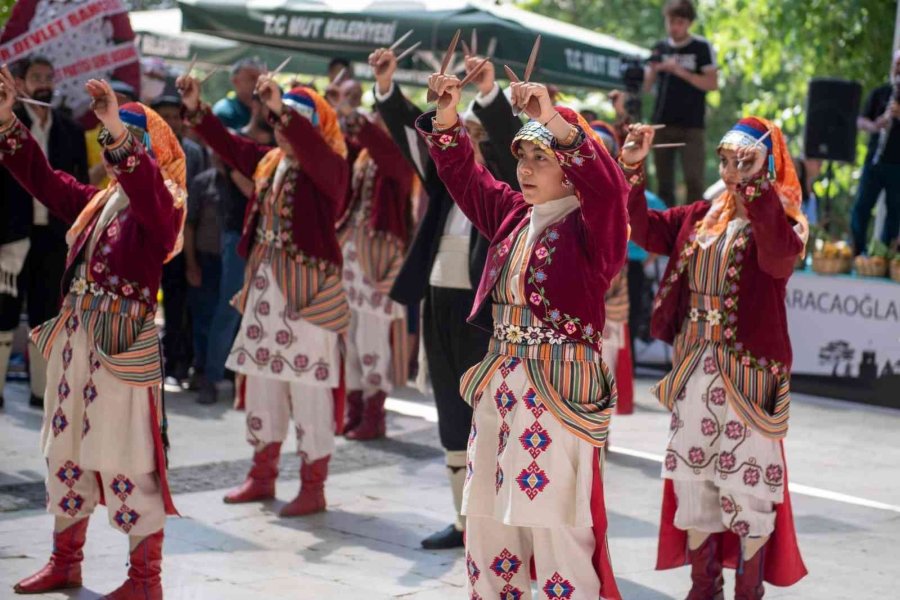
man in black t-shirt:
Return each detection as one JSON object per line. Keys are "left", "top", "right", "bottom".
{"left": 643, "top": 0, "right": 718, "bottom": 206}
{"left": 850, "top": 52, "right": 900, "bottom": 254}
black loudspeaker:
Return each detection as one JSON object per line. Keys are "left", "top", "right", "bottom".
{"left": 804, "top": 78, "right": 862, "bottom": 163}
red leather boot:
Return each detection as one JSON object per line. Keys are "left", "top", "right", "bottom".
{"left": 344, "top": 391, "right": 386, "bottom": 440}
{"left": 343, "top": 390, "right": 364, "bottom": 435}
{"left": 223, "top": 442, "right": 281, "bottom": 503}
{"left": 14, "top": 518, "right": 88, "bottom": 594}
{"left": 279, "top": 456, "right": 329, "bottom": 517}
{"left": 685, "top": 533, "right": 724, "bottom": 600}
{"left": 735, "top": 541, "right": 767, "bottom": 600}
{"left": 102, "top": 530, "right": 163, "bottom": 600}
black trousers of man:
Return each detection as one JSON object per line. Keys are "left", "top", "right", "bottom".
{"left": 422, "top": 286, "right": 491, "bottom": 453}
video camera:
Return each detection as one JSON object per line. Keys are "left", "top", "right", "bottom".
{"left": 619, "top": 55, "right": 648, "bottom": 123}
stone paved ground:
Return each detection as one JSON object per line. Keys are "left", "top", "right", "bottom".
{"left": 1, "top": 378, "right": 898, "bottom": 599}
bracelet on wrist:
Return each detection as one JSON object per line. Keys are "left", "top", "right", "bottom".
{"left": 558, "top": 125, "right": 578, "bottom": 147}
{"left": 432, "top": 116, "right": 455, "bottom": 132}
{"left": 618, "top": 156, "right": 644, "bottom": 171}
{"left": 542, "top": 112, "right": 561, "bottom": 127}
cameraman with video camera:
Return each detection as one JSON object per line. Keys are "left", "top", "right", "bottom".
{"left": 643, "top": 0, "right": 718, "bottom": 206}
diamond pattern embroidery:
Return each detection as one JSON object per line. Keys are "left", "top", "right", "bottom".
{"left": 58, "top": 491, "right": 84, "bottom": 517}
{"left": 51, "top": 408, "right": 68, "bottom": 436}
{"left": 519, "top": 422, "right": 552, "bottom": 459}
{"left": 57, "top": 375, "right": 70, "bottom": 403}
{"left": 110, "top": 475, "right": 135, "bottom": 502}
{"left": 494, "top": 383, "right": 517, "bottom": 418}
{"left": 495, "top": 464, "right": 504, "bottom": 493}
{"left": 516, "top": 462, "right": 550, "bottom": 500}
{"left": 543, "top": 573, "right": 575, "bottom": 599}
{"left": 114, "top": 504, "right": 141, "bottom": 532}
{"left": 498, "top": 422, "right": 510, "bottom": 457}
{"left": 489, "top": 549, "right": 522, "bottom": 582}
{"left": 500, "top": 584, "right": 525, "bottom": 600}
{"left": 499, "top": 357, "right": 521, "bottom": 379}
{"left": 466, "top": 552, "right": 481, "bottom": 586}
{"left": 65, "top": 314, "right": 79, "bottom": 335}
{"left": 89, "top": 351, "right": 101, "bottom": 374}
{"left": 55, "top": 461, "right": 83, "bottom": 488}
{"left": 82, "top": 417, "right": 91, "bottom": 439}
{"left": 61, "top": 342, "right": 73, "bottom": 369}
{"left": 83, "top": 380, "right": 98, "bottom": 405}
{"left": 523, "top": 387, "right": 545, "bottom": 418}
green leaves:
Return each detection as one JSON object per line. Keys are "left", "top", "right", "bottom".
{"left": 519, "top": 0, "right": 892, "bottom": 236}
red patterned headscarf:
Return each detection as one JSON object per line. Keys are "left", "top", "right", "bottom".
{"left": 699, "top": 117, "right": 807, "bottom": 244}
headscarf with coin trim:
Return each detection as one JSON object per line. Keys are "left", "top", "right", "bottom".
{"left": 698, "top": 116, "right": 806, "bottom": 246}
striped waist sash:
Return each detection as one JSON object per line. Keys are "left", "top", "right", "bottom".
{"left": 489, "top": 304, "right": 601, "bottom": 362}
{"left": 683, "top": 292, "right": 726, "bottom": 343}
{"left": 235, "top": 244, "right": 349, "bottom": 334}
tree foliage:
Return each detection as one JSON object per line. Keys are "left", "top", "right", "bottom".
{"left": 519, "top": 0, "right": 895, "bottom": 236}
{"left": 0, "top": 0, "right": 16, "bottom": 29}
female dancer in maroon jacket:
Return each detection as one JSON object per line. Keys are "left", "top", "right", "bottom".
{"left": 178, "top": 73, "right": 351, "bottom": 517}
{"left": 419, "top": 72, "right": 628, "bottom": 598}
{"left": 620, "top": 119, "right": 808, "bottom": 599}
{"left": 334, "top": 105, "right": 413, "bottom": 440}
{"left": 1, "top": 67, "right": 184, "bottom": 599}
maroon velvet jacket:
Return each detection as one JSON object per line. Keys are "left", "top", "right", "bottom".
{"left": 0, "top": 119, "right": 182, "bottom": 307}
{"left": 625, "top": 167, "right": 804, "bottom": 374}
{"left": 337, "top": 119, "right": 412, "bottom": 244}
{"left": 416, "top": 111, "right": 629, "bottom": 351}
{"left": 189, "top": 105, "right": 349, "bottom": 268}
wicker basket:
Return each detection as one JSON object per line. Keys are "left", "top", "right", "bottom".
{"left": 811, "top": 255, "right": 852, "bottom": 275}
{"left": 854, "top": 256, "right": 889, "bottom": 278}
{"left": 891, "top": 259, "right": 900, "bottom": 283}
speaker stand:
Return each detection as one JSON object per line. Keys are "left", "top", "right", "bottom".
{"left": 822, "top": 160, "right": 835, "bottom": 236}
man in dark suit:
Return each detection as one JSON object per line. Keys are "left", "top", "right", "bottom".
{"left": 0, "top": 56, "right": 88, "bottom": 409}
{"left": 371, "top": 47, "right": 521, "bottom": 549}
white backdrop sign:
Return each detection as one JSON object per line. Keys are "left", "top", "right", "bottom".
{"left": 786, "top": 273, "right": 899, "bottom": 382}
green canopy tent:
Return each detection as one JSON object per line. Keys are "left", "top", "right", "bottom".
{"left": 177, "top": 0, "right": 648, "bottom": 89}
{"left": 130, "top": 8, "right": 330, "bottom": 73}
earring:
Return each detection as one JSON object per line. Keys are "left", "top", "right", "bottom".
{"left": 562, "top": 176, "right": 572, "bottom": 188}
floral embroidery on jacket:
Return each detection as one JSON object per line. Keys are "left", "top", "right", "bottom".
{"left": 655, "top": 221, "right": 789, "bottom": 378}
{"left": 422, "top": 120, "right": 462, "bottom": 151}
{"left": 526, "top": 226, "right": 600, "bottom": 345}
{"left": 0, "top": 121, "right": 27, "bottom": 158}
{"left": 737, "top": 175, "right": 770, "bottom": 204}
{"left": 552, "top": 138, "right": 594, "bottom": 168}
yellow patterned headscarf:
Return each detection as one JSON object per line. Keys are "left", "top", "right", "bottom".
{"left": 254, "top": 86, "right": 348, "bottom": 182}
{"left": 66, "top": 103, "right": 187, "bottom": 262}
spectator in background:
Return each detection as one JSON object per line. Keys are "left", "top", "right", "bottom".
{"left": 579, "top": 108, "right": 599, "bottom": 123}
{"left": 197, "top": 99, "right": 275, "bottom": 404}
{"left": 0, "top": 56, "right": 88, "bottom": 409}
{"left": 328, "top": 57, "right": 351, "bottom": 82}
{"left": 851, "top": 51, "right": 900, "bottom": 254}
{"left": 793, "top": 155, "right": 821, "bottom": 227}
{"left": 644, "top": 0, "right": 718, "bottom": 206}
{"left": 213, "top": 58, "right": 265, "bottom": 130}
{"left": 151, "top": 92, "right": 209, "bottom": 388}
{"left": 186, "top": 154, "right": 225, "bottom": 402}
{"left": 140, "top": 57, "right": 169, "bottom": 105}
{"left": 85, "top": 80, "right": 136, "bottom": 186}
